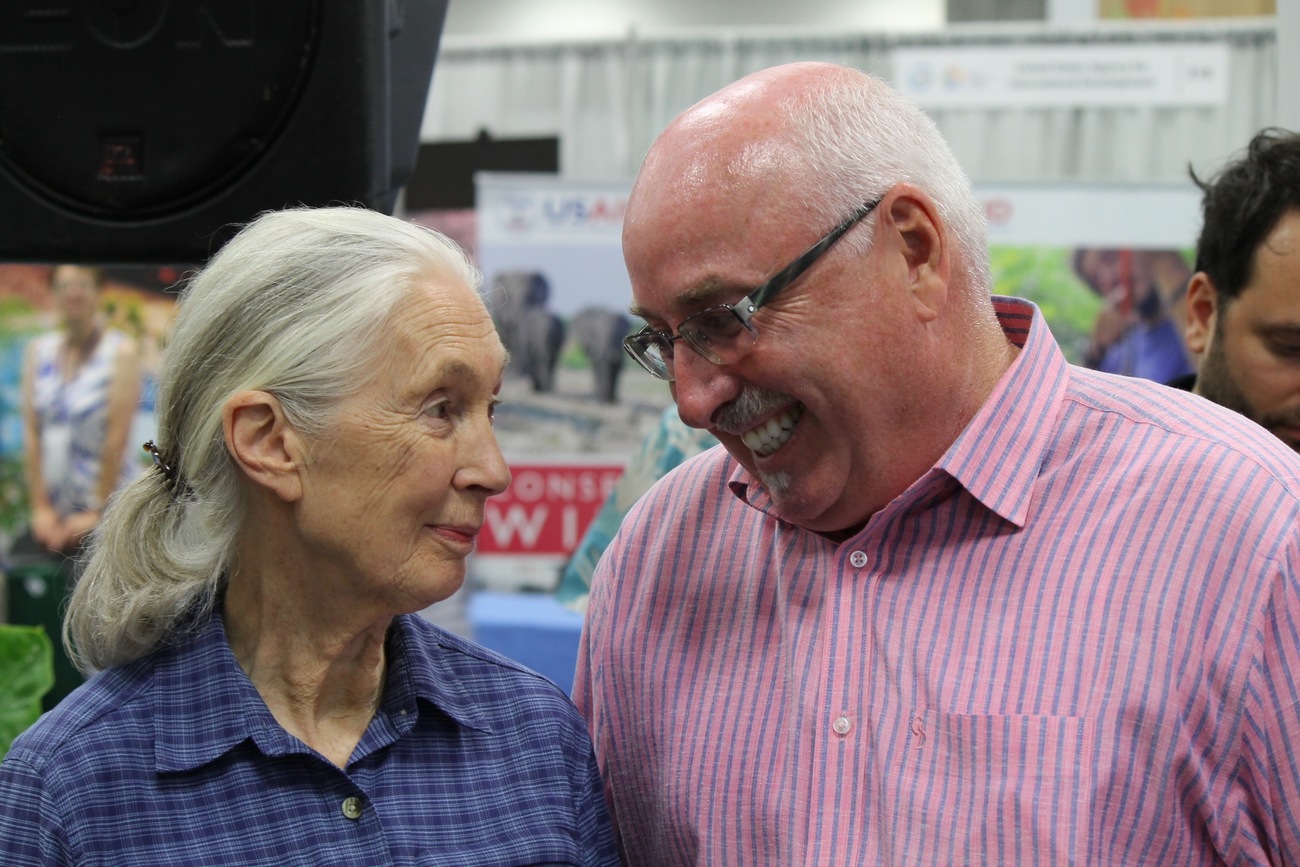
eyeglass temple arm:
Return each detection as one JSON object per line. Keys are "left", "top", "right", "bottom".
{"left": 739, "top": 197, "right": 883, "bottom": 321}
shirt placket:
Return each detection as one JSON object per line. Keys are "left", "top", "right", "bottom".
{"left": 807, "top": 541, "right": 874, "bottom": 865}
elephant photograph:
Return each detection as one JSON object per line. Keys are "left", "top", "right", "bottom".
{"left": 487, "top": 271, "right": 635, "bottom": 403}
{"left": 570, "top": 307, "right": 630, "bottom": 403}
{"left": 487, "top": 270, "right": 565, "bottom": 393}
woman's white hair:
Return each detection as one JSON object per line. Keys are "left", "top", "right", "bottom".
{"left": 65, "top": 206, "right": 481, "bottom": 672}
{"left": 780, "top": 67, "right": 992, "bottom": 293}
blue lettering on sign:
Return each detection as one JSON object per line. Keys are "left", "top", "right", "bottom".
{"left": 541, "top": 196, "right": 626, "bottom": 226}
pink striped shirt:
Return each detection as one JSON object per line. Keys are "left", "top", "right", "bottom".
{"left": 574, "top": 297, "right": 1300, "bottom": 866}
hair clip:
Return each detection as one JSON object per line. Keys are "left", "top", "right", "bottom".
{"left": 143, "top": 440, "right": 189, "bottom": 496}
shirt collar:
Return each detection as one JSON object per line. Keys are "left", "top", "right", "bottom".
{"left": 153, "top": 611, "right": 492, "bottom": 773}
{"left": 727, "top": 296, "right": 1067, "bottom": 530}
{"left": 152, "top": 609, "right": 279, "bottom": 773}
{"left": 931, "top": 296, "right": 1065, "bottom": 528}
{"left": 389, "top": 614, "right": 494, "bottom": 735}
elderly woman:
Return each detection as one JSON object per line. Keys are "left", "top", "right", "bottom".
{"left": 0, "top": 208, "right": 619, "bottom": 865}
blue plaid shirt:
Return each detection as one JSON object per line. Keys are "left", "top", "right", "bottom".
{"left": 0, "top": 610, "right": 619, "bottom": 865}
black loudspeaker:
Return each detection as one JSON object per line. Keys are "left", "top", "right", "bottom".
{"left": 0, "top": 0, "right": 449, "bottom": 264}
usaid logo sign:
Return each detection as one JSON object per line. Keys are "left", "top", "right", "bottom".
{"left": 480, "top": 182, "right": 629, "bottom": 244}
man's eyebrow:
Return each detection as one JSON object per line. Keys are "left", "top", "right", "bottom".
{"left": 627, "top": 276, "right": 743, "bottom": 321}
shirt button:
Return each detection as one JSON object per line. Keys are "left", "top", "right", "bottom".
{"left": 849, "top": 551, "right": 868, "bottom": 568}
{"left": 832, "top": 715, "right": 853, "bottom": 736}
{"left": 341, "top": 796, "right": 363, "bottom": 820}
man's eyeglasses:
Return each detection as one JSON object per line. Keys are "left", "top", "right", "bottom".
{"left": 622, "top": 198, "right": 882, "bottom": 381}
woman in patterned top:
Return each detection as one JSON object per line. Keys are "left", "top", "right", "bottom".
{"left": 20, "top": 264, "right": 141, "bottom": 555}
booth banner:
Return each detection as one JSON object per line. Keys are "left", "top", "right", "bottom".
{"left": 978, "top": 183, "right": 1201, "bottom": 247}
{"left": 469, "top": 174, "right": 659, "bottom": 593}
{"left": 476, "top": 173, "right": 632, "bottom": 316}
{"left": 975, "top": 183, "right": 1201, "bottom": 383}
{"left": 893, "top": 43, "right": 1229, "bottom": 108}
{"left": 473, "top": 457, "right": 624, "bottom": 592}
{"left": 477, "top": 174, "right": 626, "bottom": 246}
{"left": 480, "top": 460, "right": 624, "bottom": 556}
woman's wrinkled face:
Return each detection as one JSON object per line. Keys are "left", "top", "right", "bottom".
{"left": 292, "top": 276, "right": 511, "bottom": 616}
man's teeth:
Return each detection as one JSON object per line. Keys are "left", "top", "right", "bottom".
{"left": 741, "top": 405, "right": 804, "bottom": 457}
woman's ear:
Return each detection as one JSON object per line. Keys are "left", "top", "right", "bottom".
{"left": 223, "top": 390, "right": 304, "bottom": 503}
{"left": 882, "top": 185, "right": 950, "bottom": 323}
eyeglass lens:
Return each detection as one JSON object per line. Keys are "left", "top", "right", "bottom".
{"left": 632, "top": 305, "right": 756, "bottom": 378}
{"left": 625, "top": 197, "right": 881, "bottom": 381}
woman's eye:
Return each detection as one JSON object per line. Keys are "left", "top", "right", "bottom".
{"left": 424, "top": 402, "right": 451, "bottom": 420}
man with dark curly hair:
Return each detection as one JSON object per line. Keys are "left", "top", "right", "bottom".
{"left": 1180, "top": 128, "right": 1300, "bottom": 453}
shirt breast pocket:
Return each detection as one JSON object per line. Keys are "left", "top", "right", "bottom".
{"left": 885, "top": 710, "right": 1094, "bottom": 866}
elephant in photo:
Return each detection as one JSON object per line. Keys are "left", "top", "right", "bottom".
{"left": 520, "top": 305, "right": 565, "bottom": 392}
{"left": 571, "top": 307, "right": 631, "bottom": 403}
{"left": 487, "top": 271, "right": 564, "bottom": 393}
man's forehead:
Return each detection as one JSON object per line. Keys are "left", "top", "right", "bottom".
{"left": 1244, "top": 211, "right": 1300, "bottom": 295}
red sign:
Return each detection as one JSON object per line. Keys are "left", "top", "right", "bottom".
{"left": 479, "top": 462, "right": 624, "bottom": 555}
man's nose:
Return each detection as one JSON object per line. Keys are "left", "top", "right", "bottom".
{"left": 670, "top": 346, "right": 742, "bottom": 431}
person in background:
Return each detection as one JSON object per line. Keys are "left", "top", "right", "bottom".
{"left": 1177, "top": 127, "right": 1300, "bottom": 453}
{"left": 1074, "top": 247, "right": 1194, "bottom": 382}
{"left": 19, "top": 264, "right": 141, "bottom": 557}
{"left": 575, "top": 61, "right": 1300, "bottom": 864}
{"left": 0, "top": 207, "right": 618, "bottom": 866}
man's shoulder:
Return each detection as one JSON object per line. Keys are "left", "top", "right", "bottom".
{"left": 1066, "top": 367, "right": 1300, "bottom": 495}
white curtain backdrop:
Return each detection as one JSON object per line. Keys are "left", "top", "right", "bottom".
{"left": 420, "top": 20, "right": 1276, "bottom": 185}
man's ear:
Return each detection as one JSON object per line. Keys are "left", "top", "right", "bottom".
{"left": 223, "top": 390, "right": 304, "bottom": 503}
{"left": 1184, "top": 271, "right": 1219, "bottom": 358}
{"left": 882, "top": 184, "right": 950, "bottom": 323}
